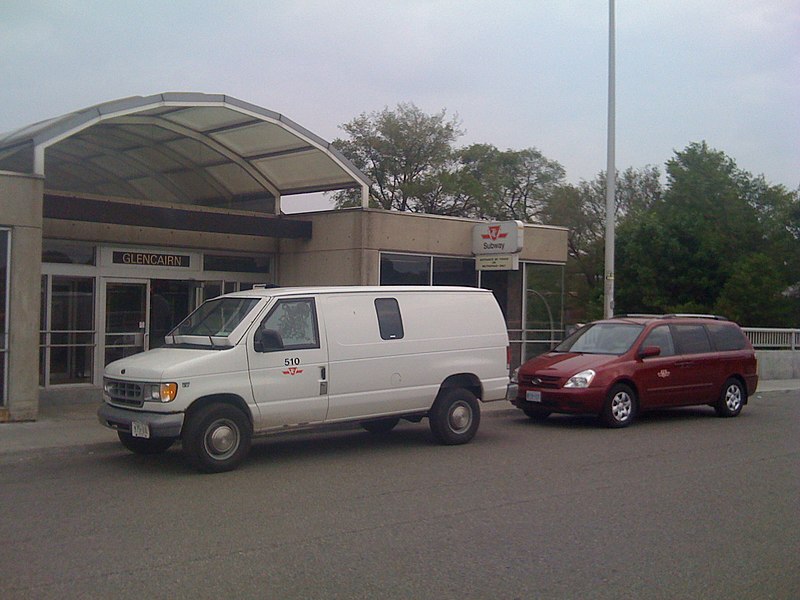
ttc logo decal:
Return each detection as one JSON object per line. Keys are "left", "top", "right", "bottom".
{"left": 657, "top": 369, "right": 670, "bottom": 379}
{"left": 482, "top": 225, "right": 508, "bottom": 241}
{"left": 283, "top": 367, "right": 304, "bottom": 376}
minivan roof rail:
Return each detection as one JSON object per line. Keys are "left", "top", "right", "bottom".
{"left": 613, "top": 313, "right": 729, "bottom": 321}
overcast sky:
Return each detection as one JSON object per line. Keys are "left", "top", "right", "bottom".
{"left": 2, "top": 0, "right": 798, "bottom": 212}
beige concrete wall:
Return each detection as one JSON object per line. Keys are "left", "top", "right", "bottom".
{"left": 0, "top": 172, "right": 44, "bottom": 421}
{"left": 277, "top": 209, "right": 568, "bottom": 286}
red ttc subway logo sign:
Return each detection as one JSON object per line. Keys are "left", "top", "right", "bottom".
{"left": 472, "top": 221, "right": 524, "bottom": 255}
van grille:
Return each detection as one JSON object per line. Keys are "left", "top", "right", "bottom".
{"left": 104, "top": 379, "right": 144, "bottom": 407}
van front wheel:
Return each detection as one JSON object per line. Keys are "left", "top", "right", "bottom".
{"left": 429, "top": 388, "right": 480, "bottom": 445}
{"left": 182, "top": 403, "right": 252, "bottom": 473}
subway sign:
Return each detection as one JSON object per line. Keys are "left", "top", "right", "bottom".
{"left": 472, "top": 220, "right": 524, "bottom": 255}
{"left": 113, "top": 251, "right": 191, "bottom": 268}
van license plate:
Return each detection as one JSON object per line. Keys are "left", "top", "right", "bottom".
{"left": 131, "top": 421, "right": 150, "bottom": 439}
{"left": 526, "top": 390, "right": 542, "bottom": 403}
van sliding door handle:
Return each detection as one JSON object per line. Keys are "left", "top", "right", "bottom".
{"left": 319, "top": 366, "right": 328, "bottom": 395}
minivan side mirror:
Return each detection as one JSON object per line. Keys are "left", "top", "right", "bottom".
{"left": 639, "top": 345, "right": 661, "bottom": 359}
{"left": 254, "top": 328, "right": 284, "bottom": 352}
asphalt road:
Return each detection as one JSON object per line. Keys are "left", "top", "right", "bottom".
{"left": 1, "top": 391, "right": 798, "bottom": 600}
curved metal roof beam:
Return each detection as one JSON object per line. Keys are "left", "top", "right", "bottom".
{"left": 110, "top": 115, "right": 282, "bottom": 201}
{"left": 20, "top": 93, "right": 373, "bottom": 209}
{"left": 45, "top": 148, "right": 146, "bottom": 199}
{"left": 73, "top": 124, "right": 241, "bottom": 204}
{"left": 47, "top": 137, "right": 205, "bottom": 204}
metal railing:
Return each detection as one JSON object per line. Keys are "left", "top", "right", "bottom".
{"left": 508, "top": 328, "right": 565, "bottom": 365}
{"left": 742, "top": 328, "right": 800, "bottom": 350}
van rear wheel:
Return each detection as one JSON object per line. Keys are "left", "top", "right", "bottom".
{"left": 182, "top": 403, "right": 252, "bottom": 473}
{"left": 429, "top": 388, "right": 480, "bottom": 445}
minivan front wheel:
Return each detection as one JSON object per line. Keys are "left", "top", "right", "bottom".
{"left": 429, "top": 388, "right": 480, "bottom": 445}
{"left": 183, "top": 403, "right": 252, "bottom": 473}
{"left": 715, "top": 378, "right": 745, "bottom": 417}
{"left": 601, "top": 384, "right": 637, "bottom": 428}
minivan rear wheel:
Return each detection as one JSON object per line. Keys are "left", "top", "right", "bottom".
{"left": 429, "top": 388, "right": 480, "bottom": 445}
{"left": 715, "top": 378, "right": 745, "bottom": 417}
{"left": 601, "top": 384, "right": 637, "bottom": 428}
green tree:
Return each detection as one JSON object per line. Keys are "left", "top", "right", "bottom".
{"left": 331, "top": 103, "right": 462, "bottom": 212}
{"left": 541, "top": 167, "right": 662, "bottom": 321}
{"left": 616, "top": 141, "right": 797, "bottom": 324}
{"left": 452, "top": 144, "right": 566, "bottom": 221}
{"left": 715, "top": 254, "right": 793, "bottom": 326}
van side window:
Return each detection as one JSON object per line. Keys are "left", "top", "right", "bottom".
{"left": 375, "top": 298, "right": 404, "bottom": 340}
{"left": 673, "top": 324, "right": 712, "bottom": 355}
{"left": 259, "top": 298, "right": 319, "bottom": 350}
{"left": 707, "top": 322, "right": 747, "bottom": 351}
{"left": 641, "top": 325, "right": 675, "bottom": 357}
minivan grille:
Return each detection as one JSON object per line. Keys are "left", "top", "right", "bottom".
{"left": 104, "top": 379, "right": 144, "bottom": 407}
{"left": 520, "top": 374, "right": 561, "bottom": 389}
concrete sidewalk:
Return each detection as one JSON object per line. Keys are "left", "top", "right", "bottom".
{"left": 1, "top": 380, "right": 798, "bottom": 455}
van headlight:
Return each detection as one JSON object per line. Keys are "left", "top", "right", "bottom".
{"left": 510, "top": 367, "right": 520, "bottom": 384}
{"left": 564, "top": 369, "right": 596, "bottom": 388}
{"left": 144, "top": 383, "right": 178, "bottom": 402}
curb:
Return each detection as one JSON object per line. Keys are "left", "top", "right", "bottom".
{"left": 1, "top": 383, "right": 797, "bottom": 456}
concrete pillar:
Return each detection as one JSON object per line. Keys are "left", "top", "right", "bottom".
{"left": 0, "top": 171, "right": 43, "bottom": 422}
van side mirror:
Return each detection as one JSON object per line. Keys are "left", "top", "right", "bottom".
{"left": 254, "top": 328, "right": 284, "bottom": 352}
{"left": 639, "top": 345, "right": 661, "bottom": 359}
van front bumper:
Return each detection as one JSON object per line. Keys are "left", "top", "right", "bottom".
{"left": 98, "top": 403, "right": 185, "bottom": 438}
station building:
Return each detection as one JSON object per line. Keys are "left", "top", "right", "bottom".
{"left": 0, "top": 93, "right": 567, "bottom": 421}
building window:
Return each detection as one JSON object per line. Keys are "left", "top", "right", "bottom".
{"left": 0, "top": 229, "right": 9, "bottom": 405}
{"left": 203, "top": 253, "right": 270, "bottom": 274}
{"left": 433, "top": 256, "right": 478, "bottom": 286}
{"left": 380, "top": 253, "right": 477, "bottom": 287}
{"left": 522, "top": 263, "right": 565, "bottom": 360}
{"left": 40, "top": 276, "right": 96, "bottom": 385}
{"left": 380, "top": 253, "right": 430, "bottom": 285}
{"left": 42, "top": 240, "right": 96, "bottom": 265}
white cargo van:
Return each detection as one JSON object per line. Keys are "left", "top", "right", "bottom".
{"left": 98, "top": 286, "right": 510, "bottom": 472}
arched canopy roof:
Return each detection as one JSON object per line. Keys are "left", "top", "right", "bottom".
{"left": 0, "top": 92, "right": 371, "bottom": 212}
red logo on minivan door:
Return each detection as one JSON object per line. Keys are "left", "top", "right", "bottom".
{"left": 283, "top": 367, "right": 304, "bottom": 376}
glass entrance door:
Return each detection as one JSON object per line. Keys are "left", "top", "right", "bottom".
{"left": 104, "top": 280, "right": 148, "bottom": 365}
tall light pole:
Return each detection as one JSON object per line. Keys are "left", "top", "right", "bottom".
{"left": 604, "top": 0, "right": 616, "bottom": 318}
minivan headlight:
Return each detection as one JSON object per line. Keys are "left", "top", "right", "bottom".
{"left": 144, "top": 383, "right": 178, "bottom": 402}
{"left": 564, "top": 369, "right": 596, "bottom": 388}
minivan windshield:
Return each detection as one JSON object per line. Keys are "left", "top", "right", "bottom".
{"left": 555, "top": 323, "right": 644, "bottom": 355}
{"left": 170, "top": 297, "right": 261, "bottom": 339}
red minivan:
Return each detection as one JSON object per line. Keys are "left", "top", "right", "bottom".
{"left": 509, "top": 315, "right": 758, "bottom": 427}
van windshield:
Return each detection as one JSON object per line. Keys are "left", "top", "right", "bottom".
{"left": 169, "top": 297, "right": 261, "bottom": 342}
{"left": 555, "top": 323, "right": 644, "bottom": 355}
